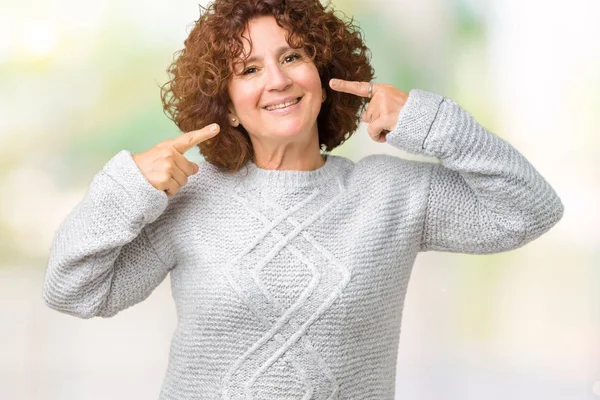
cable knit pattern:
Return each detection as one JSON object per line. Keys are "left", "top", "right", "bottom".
{"left": 43, "top": 89, "right": 563, "bottom": 399}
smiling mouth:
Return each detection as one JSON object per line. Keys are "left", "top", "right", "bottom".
{"left": 263, "top": 97, "right": 302, "bottom": 111}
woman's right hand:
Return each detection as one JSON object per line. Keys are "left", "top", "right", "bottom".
{"left": 133, "top": 123, "right": 220, "bottom": 197}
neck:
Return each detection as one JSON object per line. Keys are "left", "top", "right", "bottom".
{"left": 250, "top": 131, "right": 325, "bottom": 171}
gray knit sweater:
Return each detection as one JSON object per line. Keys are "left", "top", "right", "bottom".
{"left": 43, "top": 89, "right": 563, "bottom": 399}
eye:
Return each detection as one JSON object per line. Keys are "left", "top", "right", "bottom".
{"left": 284, "top": 53, "right": 301, "bottom": 63}
{"left": 242, "top": 66, "right": 257, "bottom": 75}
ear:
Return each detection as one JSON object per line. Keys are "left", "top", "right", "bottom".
{"left": 322, "top": 87, "right": 327, "bottom": 103}
{"left": 228, "top": 113, "right": 240, "bottom": 127}
{"left": 227, "top": 106, "right": 240, "bottom": 127}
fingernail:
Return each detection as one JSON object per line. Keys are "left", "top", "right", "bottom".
{"left": 211, "top": 124, "right": 219, "bottom": 132}
{"left": 330, "top": 79, "right": 338, "bottom": 87}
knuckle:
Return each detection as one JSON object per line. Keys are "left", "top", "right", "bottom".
{"left": 161, "top": 172, "right": 172, "bottom": 184}
{"left": 163, "top": 148, "right": 174, "bottom": 159}
{"left": 163, "top": 160, "right": 175, "bottom": 173}
{"left": 186, "top": 134, "right": 196, "bottom": 146}
{"left": 162, "top": 141, "right": 176, "bottom": 151}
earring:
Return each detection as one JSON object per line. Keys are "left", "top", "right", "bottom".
{"left": 232, "top": 117, "right": 237, "bottom": 122}
{"left": 322, "top": 92, "right": 326, "bottom": 101}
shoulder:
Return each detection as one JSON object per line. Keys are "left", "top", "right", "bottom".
{"left": 352, "top": 153, "right": 435, "bottom": 184}
{"left": 329, "top": 154, "right": 435, "bottom": 203}
{"left": 357, "top": 153, "right": 415, "bottom": 169}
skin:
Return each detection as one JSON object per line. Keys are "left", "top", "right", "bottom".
{"left": 226, "top": 15, "right": 327, "bottom": 171}
{"left": 329, "top": 79, "right": 409, "bottom": 143}
{"left": 226, "top": 16, "right": 410, "bottom": 171}
{"left": 133, "top": 123, "right": 221, "bottom": 197}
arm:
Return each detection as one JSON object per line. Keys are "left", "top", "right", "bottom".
{"left": 43, "top": 150, "right": 176, "bottom": 318}
{"left": 386, "top": 89, "right": 564, "bottom": 254}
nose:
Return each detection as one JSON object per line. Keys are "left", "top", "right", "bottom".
{"left": 264, "top": 62, "right": 292, "bottom": 91}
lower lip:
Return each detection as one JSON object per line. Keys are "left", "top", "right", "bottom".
{"left": 264, "top": 97, "right": 302, "bottom": 115}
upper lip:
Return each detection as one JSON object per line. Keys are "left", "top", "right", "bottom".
{"left": 262, "top": 96, "right": 302, "bottom": 109}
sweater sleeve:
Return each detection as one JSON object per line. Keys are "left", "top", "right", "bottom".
{"left": 385, "top": 89, "right": 564, "bottom": 254}
{"left": 43, "top": 150, "right": 177, "bottom": 318}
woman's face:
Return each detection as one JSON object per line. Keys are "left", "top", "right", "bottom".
{"left": 227, "top": 15, "right": 325, "bottom": 148}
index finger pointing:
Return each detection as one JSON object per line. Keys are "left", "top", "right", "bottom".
{"left": 329, "top": 79, "right": 372, "bottom": 98}
{"left": 172, "top": 123, "right": 220, "bottom": 154}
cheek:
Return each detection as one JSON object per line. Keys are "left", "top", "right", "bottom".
{"left": 305, "top": 64, "right": 322, "bottom": 88}
{"left": 229, "top": 83, "right": 259, "bottom": 113}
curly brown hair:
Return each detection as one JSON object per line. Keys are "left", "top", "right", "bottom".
{"left": 160, "top": 0, "right": 375, "bottom": 173}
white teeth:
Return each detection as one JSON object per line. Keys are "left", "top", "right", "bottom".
{"left": 265, "top": 98, "right": 300, "bottom": 111}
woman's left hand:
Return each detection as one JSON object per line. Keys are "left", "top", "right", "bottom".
{"left": 329, "top": 78, "right": 409, "bottom": 143}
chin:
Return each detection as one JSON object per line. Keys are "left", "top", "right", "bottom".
{"left": 276, "top": 127, "right": 313, "bottom": 139}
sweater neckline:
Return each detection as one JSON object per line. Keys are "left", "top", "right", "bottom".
{"left": 237, "top": 154, "right": 343, "bottom": 189}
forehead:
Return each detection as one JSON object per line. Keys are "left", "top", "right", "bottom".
{"left": 239, "top": 15, "right": 292, "bottom": 55}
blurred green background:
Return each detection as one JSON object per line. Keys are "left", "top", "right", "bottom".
{"left": 1, "top": 0, "right": 599, "bottom": 399}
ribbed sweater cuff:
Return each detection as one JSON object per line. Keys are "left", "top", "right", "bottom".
{"left": 385, "top": 88, "right": 445, "bottom": 154}
{"left": 101, "top": 149, "right": 168, "bottom": 225}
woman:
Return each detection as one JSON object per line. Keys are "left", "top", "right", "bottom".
{"left": 43, "top": 0, "right": 564, "bottom": 398}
